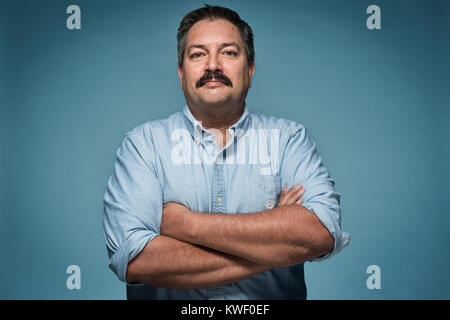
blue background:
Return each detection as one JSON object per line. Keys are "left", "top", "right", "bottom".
{"left": 1, "top": 0, "right": 449, "bottom": 299}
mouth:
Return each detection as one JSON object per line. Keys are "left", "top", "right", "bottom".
{"left": 196, "top": 72, "right": 233, "bottom": 88}
{"left": 203, "top": 80, "right": 225, "bottom": 87}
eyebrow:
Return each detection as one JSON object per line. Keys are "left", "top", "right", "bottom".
{"left": 187, "top": 42, "right": 241, "bottom": 53}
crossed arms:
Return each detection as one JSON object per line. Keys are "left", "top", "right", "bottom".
{"left": 126, "top": 185, "right": 334, "bottom": 289}
{"left": 104, "top": 127, "right": 347, "bottom": 290}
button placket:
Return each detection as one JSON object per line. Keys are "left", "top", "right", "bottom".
{"left": 212, "top": 163, "right": 226, "bottom": 213}
{"left": 209, "top": 164, "right": 227, "bottom": 299}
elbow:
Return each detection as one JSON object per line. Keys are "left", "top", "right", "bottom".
{"left": 125, "top": 257, "right": 140, "bottom": 284}
{"left": 125, "top": 251, "right": 157, "bottom": 286}
{"left": 299, "top": 206, "right": 335, "bottom": 260}
{"left": 315, "top": 229, "right": 335, "bottom": 258}
{"left": 306, "top": 226, "right": 334, "bottom": 261}
{"left": 126, "top": 259, "right": 161, "bottom": 287}
{"left": 282, "top": 227, "right": 335, "bottom": 266}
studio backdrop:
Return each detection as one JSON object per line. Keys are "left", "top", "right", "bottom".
{"left": 0, "top": 0, "right": 449, "bottom": 299}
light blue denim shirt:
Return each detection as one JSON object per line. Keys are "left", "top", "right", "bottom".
{"left": 103, "top": 104, "right": 350, "bottom": 299}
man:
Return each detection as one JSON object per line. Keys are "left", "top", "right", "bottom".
{"left": 103, "top": 5, "right": 350, "bottom": 300}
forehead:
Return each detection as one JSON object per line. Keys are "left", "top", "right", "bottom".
{"left": 186, "top": 18, "right": 243, "bottom": 47}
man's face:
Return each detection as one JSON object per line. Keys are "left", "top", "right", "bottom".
{"left": 178, "top": 18, "right": 255, "bottom": 108}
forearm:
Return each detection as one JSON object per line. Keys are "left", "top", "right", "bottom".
{"left": 164, "top": 205, "right": 334, "bottom": 267}
{"left": 126, "top": 235, "right": 272, "bottom": 290}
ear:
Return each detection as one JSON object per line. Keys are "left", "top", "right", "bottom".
{"left": 248, "top": 61, "right": 255, "bottom": 88}
{"left": 177, "top": 65, "right": 184, "bottom": 89}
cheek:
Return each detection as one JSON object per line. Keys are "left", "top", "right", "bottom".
{"left": 185, "top": 70, "right": 203, "bottom": 88}
{"left": 229, "top": 64, "right": 249, "bottom": 83}
{"left": 234, "top": 71, "right": 249, "bottom": 87}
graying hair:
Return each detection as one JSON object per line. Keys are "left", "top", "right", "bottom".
{"left": 177, "top": 5, "right": 254, "bottom": 67}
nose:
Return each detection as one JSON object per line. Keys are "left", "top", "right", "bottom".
{"left": 205, "top": 52, "right": 222, "bottom": 73}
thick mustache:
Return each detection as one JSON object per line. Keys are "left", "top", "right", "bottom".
{"left": 196, "top": 71, "right": 233, "bottom": 88}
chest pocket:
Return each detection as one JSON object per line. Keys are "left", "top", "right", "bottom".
{"left": 248, "top": 175, "right": 282, "bottom": 212}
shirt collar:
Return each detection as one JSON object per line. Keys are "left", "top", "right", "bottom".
{"left": 182, "top": 104, "right": 250, "bottom": 144}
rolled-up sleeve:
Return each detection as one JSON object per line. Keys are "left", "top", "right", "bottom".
{"left": 280, "top": 124, "right": 350, "bottom": 261}
{"left": 103, "top": 130, "right": 162, "bottom": 283}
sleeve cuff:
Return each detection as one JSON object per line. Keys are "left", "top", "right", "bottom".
{"left": 109, "top": 231, "right": 159, "bottom": 286}
{"left": 302, "top": 203, "right": 351, "bottom": 262}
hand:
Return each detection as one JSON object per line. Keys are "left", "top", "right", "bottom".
{"left": 278, "top": 184, "right": 305, "bottom": 207}
{"left": 160, "top": 202, "right": 192, "bottom": 238}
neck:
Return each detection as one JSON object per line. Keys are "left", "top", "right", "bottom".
{"left": 187, "top": 101, "right": 245, "bottom": 149}
{"left": 187, "top": 101, "right": 245, "bottom": 131}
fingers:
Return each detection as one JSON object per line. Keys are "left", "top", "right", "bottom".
{"left": 288, "top": 185, "right": 304, "bottom": 204}
{"left": 278, "top": 185, "right": 288, "bottom": 206}
{"left": 278, "top": 184, "right": 305, "bottom": 206}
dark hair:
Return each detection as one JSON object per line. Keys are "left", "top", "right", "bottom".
{"left": 177, "top": 4, "right": 254, "bottom": 67}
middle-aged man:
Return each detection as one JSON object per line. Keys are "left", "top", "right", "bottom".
{"left": 103, "top": 5, "right": 350, "bottom": 300}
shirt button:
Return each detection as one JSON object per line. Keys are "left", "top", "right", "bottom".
{"left": 265, "top": 199, "right": 275, "bottom": 209}
{"left": 217, "top": 197, "right": 222, "bottom": 204}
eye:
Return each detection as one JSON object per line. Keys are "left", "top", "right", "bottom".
{"left": 223, "top": 50, "right": 238, "bottom": 57}
{"left": 190, "top": 52, "right": 204, "bottom": 58}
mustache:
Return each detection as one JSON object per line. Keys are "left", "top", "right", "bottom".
{"left": 195, "top": 71, "right": 233, "bottom": 88}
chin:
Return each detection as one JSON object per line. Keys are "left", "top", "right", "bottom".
{"left": 199, "top": 94, "right": 231, "bottom": 106}
{"left": 202, "top": 101, "right": 229, "bottom": 107}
